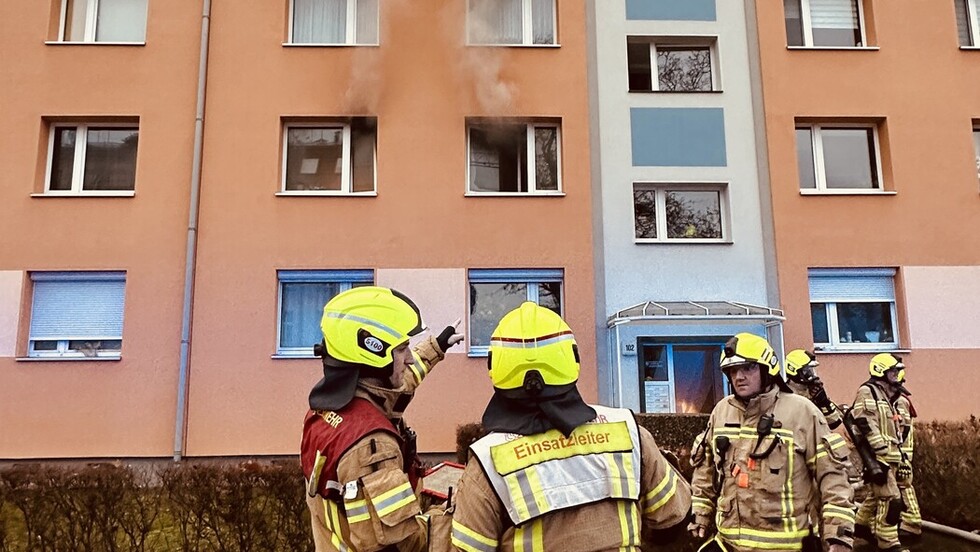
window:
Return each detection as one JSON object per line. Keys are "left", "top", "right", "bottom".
{"left": 282, "top": 119, "right": 376, "bottom": 194}
{"left": 45, "top": 124, "right": 139, "bottom": 194}
{"left": 467, "top": 121, "right": 560, "bottom": 194}
{"left": 973, "top": 127, "right": 980, "bottom": 184}
{"left": 809, "top": 268, "right": 899, "bottom": 351}
{"left": 468, "top": 269, "right": 563, "bottom": 355}
{"left": 277, "top": 270, "right": 373, "bottom": 356}
{"left": 633, "top": 184, "right": 727, "bottom": 242}
{"left": 58, "top": 0, "right": 148, "bottom": 42}
{"left": 627, "top": 38, "right": 718, "bottom": 92}
{"left": 467, "top": 0, "right": 556, "bottom": 46}
{"left": 955, "top": 0, "right": 980, "bottom": 47}
{"left": 796, "top": 124, "right": 882, "bottom": 192}
{"left": 28, "top": 272, "right": 126, "bottom": 359}
{"left": 289, "top": 0, "right": 378, "bottom": 45}
{"left": 784, "top": 0, "right": 866, "bottom": 47}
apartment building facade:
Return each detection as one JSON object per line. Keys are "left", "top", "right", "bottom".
{"left": 756, "top": 0, "right": 980, "bottom": 419}
{"left": 0, "top": 0, "right": 597, "bottom": 458}
{"left": 589, "top": 0, "right": 781, "bottom": 415}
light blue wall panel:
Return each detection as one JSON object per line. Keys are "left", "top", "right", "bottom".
{"left": 630, "top": 108, "right": 727, "bottom": 167}
{"left": 626, "top": 0, "right": 716, "bottom": 21}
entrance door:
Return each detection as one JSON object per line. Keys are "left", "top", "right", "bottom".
{"left": 638, "top": 340, "right": 726, "bottom": 414}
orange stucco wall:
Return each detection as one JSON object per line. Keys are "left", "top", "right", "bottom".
{"left": 756, "top": 0, "right": 980, "bottom": 419}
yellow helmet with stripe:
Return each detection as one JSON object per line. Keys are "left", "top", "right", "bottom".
{"left": 720, "top": 333, "right": 780, "bottom": 377}
{"left": 869, "top": 352, "right": 904, "bottom": 379}
{"left": 320, "top": 286, "right": 425, "bottom": 370}
{"left": 785, "top": 349, "right": 818, "bottom": 378}
{"left": 488, "top": 302, "right": 579, "bottom": 395}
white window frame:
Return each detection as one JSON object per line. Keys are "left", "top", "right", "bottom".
{"left": 790, "top": 0, "right": 868, "bottom": 48}
{"left": 275, "top": 270, "right": 374, "bottom": 357}
{"left": 797, "top": 123, "right": 885, "bottom": 194}
{"left": 465, "top": 122, "right": 562, "bottom": 195}
{"left": 632, "top": 183, "right": 730, "bottom": 244}
{"left": 961, "top": 0, "right": 980, "bottom": 47}
{"left": 634, "top": 37, "right": 720, "bottom": 93}
{"left": 27, "top": 272, "right": 126, "bottom": 360}
{"left": 465, "top": 0, "right": 557, "bottom": 47}
{"left": 280, "top": 122, "right": 377, "bottom": 196}
{"left": 973, "top": 126, "right": 980, "bottom": 186}
{"left": 809, "top": 268, "right": 900, "bottom": 352}
{"left": 466, "top": 269, "right": 564, "bottom": 356}
{"left": 286, "top": 0, "right": 379, "bottom": 45}
{"left": 43, "top": 123, "right": 139, "bottom": 196}
{"left": 57, "top": 0, "right": 147, "bottom": 43}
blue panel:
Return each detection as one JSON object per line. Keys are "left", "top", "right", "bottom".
{"left": 468, "top": 269, "right": 564, "bottom": 283}
{"left": 277, "top": 269, "right": 374, "bottom": 283}
{"left": 630, "top": 108, "right": 727, "bottom": 167}
{"left": 626, "top": 0, "right": 716, "bottom": 21}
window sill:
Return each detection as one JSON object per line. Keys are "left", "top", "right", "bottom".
{"left": 786, "top": 46, "right": 879, "bottom": 51}
{"left": 465, "top": 43, "right": 560, "bottom": 48}
{"left": 271, "top": 354, "right": 317, "bottom": 360}
{"left": 45, "top": 41, "right": 145, "bottom": 46}
{"left": 467, "top": 350, "right": 489, "bottom": 358}
{"left": 814, "top": 348, "right": 909, "bottom": 355}
{"left": 275, "top": 191, "right": 377, "bottom": 197}
{"left": 629, "top": 90, "right": 724, "bottom": 94}
{"left": 16, "top": 355, "right": 122, "bottom": 362}
{"left": 635, "top": 239, "right": 732, "bottom": 245}
{"left": 799, "top": 189, "right": 896, "bottom": 196}
{"left": 282, "top": 42, "right": 379, "bottom": 47}
{"left": 31, "top": 191, "right": 136, "bottom": 198}
{"left": 959, "top": 46, "right": 980, "bottom": 50}
{"left": 464, "top": 191, "right": 565, "bottom": 197}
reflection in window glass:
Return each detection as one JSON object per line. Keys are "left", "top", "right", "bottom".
{"left": 538, "top": 282, "right": 561, "bottom": 314}
{"left": 534, "top": 127, "right": 558, "bottom": 191}
{"left": 821, "top": 128, "right": 878, "bottom": 189}
{"left": 83, "top": 128, "right": 139, "bottom": 191}
{"left": 657, "top": 47, "right": 712, "bottom": 92}
{"left": 286, "top": 128, "right": 343, "bottom": 191}
{"left": 973, "top": 129, "right": 980, "bottom": 183}
{"left": 784, "top": 0, "right": 804, "bottom": 46}
{"left": 836, "top": 302, "right": 895, "bottom": 344}
{"left": 666, "top": 191, "right": 722, "bottom": 239}
{"left": 50, "top": 128, "right": 77, "bottom": 191}
{"left": 633, "top": 189, "right": 657, "bottom": 239}
{"left": 469, "top": 282, "right": 527, "bottom": 347}
{"left": 796, "top": 127, "right": 816, "bottom": 189}
{"left": 809, "top": 0, "right": 862, "bottom": 47}
{"left": 811, "top": 303, "right": 830, "bottom": 343}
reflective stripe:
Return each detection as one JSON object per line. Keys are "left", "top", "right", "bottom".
{"left": 514, "top": 518, "right": 544, "bottom": 552}
{"left": 308, "top": 451, "right": 328, "bottom": 496}
{"left": 490, "top": 332, "right": 575, "bottom": 349}
{"left": 505, "top": 469, "right": 543, "bottom": 520}
{"left": 372, "top": 481, "right": 417, "bottom": 518}
{"left": 452, "top": 520, "right": 498, "bottom": 552}
{"left": 692, "top": 496, "right": 714, "bottom": 512}
{"left": 344, "top": 499, "right": 370, "bottom": 523}
{"left": 323, "top": 311, "right": 401, "bottom": 339}
{"left": 616, "top": 500, "right": 639, "bottom": 547}
{"left": 408, "top": 356, "right": 427, "bottom": 384}
{"left": 323, "top": 500, "right": 351, "bottom": 552}
{"left": 782, "top": 436, "right": 796, "bottom": 533}
{"left": 718, "top": 525, "right": 810, "bottom": 550}
{"left": 643, "top": 467, "right": 678, "bottom": 514}
{"left": 823, "top": 504, "right": 856, "bottom": 523}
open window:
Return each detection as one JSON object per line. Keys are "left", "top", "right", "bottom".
{"left": 467, "top": 120, "right": 561, "bottom": 194}
{"left": 627, "top": 37, "right": 719, "bottom": 92}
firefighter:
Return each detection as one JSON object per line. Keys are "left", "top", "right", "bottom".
{"left": 851, "top": 353, "right": 910, "bottom": 552}
{"left": 300, "top": 286, "right": 463, "bottom": 552}
{"left": 784, "top": 349, "right": 844, "bottom": 429}
{"left": 689, "top": 333, "right": 854, "bottom": 552}
{"left": 895, "top": 375, "right": 921, "bottom": 540}
{"left": 449, "top": 302, "right": 692, "bottom": 552}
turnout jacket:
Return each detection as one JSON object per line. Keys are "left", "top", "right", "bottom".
{"left": 303, "top": 336, "right": 447, "bottom": 552}
{"left": 850, "top": 381, "right": 903, "bottom": 466}
{"left": 450, "top": 405, "right": 692, "bottom": 552}
{"left": 690, "top": 388, "right": 855, "bottom": 551}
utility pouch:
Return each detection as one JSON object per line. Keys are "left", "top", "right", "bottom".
{"left": 885, "top": 498, "right": 906, "bottom": 525}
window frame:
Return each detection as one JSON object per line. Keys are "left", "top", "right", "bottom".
{"left": 275, "top": 269, "right": 374, "bottom": 357}
{"left": 631, "top": 183, "right": 730, "bottom": 244}
{"left": 973, "top": 125, "right": 980, "bottom": 187}
{"left": 809, "top": 268, "right": 900, "bottom": 352}
{"left": 56, "top": 0, "right": 147, "bottom": 44}
{"left": 466, "top": 268, "right": 564, "bottom": 357}
{"left": 43, "top": 122, "right": 139, "bottom": 196}
{"left": 27, "top": 271, "right": 126, "bottom": 360}
{"left": 286, "top": 0, "right": 379, "bottom": 46}
{"left": 796, "top": 123, "right": 885, "bottom": 194}
{"left": 627, "top": 37, "right": 721, "bottom": 93}
{"left": 465, "top": 121, "right": 563, "bottom": 196}
{"left": 787, "top": 0, "right": 869, "bottom": 48}
{"left": 279, "top": 121, "right": 377, "bottom": 196}
{"left": 959, "top": 0, "right": 980, "bottom": 47}
{"left": 465, "top": 0, "right": 558, "bottom": 47}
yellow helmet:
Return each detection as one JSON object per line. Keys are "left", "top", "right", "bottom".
{"left": 488, "top": 302, "right": 579, "bottom": 395}
{"left": 720, "top": 333, "right": 780, "bottom": 377}
{"left": 869, "top": 352, "right": 904, "bottom": 379}
{"left": 320, "top": 286, "right": 425, "bottom": 370}
{"left": 785, "top": 349, "right": 818, "bottom": 379}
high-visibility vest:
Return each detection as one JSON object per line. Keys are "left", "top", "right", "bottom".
{"left": 470, "top": 404, "right": 642, "bottom": 525}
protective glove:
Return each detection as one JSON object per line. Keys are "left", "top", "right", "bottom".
{"left": 809, "top": 384, "right": 833, "bottom": 410}
{"left": 896, "top": 462, "right": 913, "bottom": 481}
{"left": 436, "top": 318, "right": 464, "bottom": 353}
{"left": 687, "top": 521, "right": 708, "bottom": 540}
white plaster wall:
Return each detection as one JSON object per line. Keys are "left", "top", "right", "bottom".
{"left": 0, "top": 271, "right": 23, "bottom": 357}
{"left": 593, "top": 1, "right": 772, "bottom": 314}
{"left": 903, "top": 266, "right": 980, "bottom": 349}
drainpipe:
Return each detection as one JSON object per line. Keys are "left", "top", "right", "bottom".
{"left": 174, "top": 0, "right": 212, "bottom": 462}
